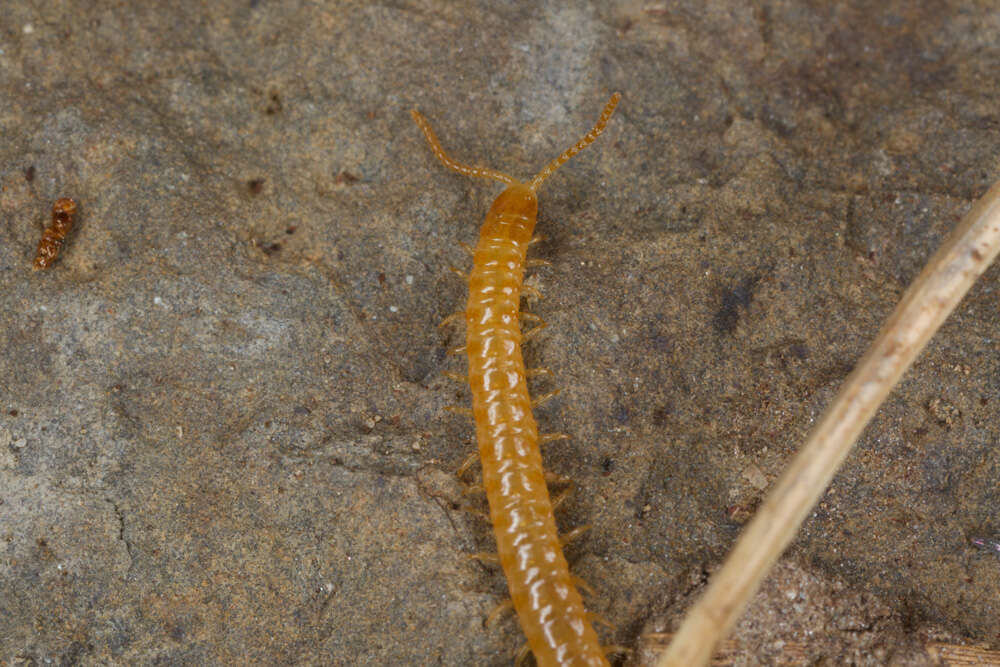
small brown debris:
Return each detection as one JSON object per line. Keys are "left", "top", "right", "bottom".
{"left": 33, "top": 198, "right": 77, "bottom": 270}
{"left": 248, "top": 178, "right": 265, "bottom": 195}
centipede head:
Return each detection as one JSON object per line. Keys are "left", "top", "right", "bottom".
{"left": 483, "top": 184, "right": 539, "bottom": 244}
{"left": 489, "top": 184, "right": 537, "bottom": 218}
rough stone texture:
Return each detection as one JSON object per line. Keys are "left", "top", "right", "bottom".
{"left": 635, "top": 560, "right": 941, "bottom": 666}
{"left": 1, "top": 1, "right": 998, "bottom": 665}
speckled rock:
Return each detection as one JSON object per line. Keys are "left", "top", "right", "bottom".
{"left": 1, "top": 2, "right": 998, "bottom": 665}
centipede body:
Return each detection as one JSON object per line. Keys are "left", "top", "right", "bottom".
{"left": 412, "top": 94, "right": 620, "bottom": 667}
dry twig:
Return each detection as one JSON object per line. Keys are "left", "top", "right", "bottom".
{"left": 658, "top": 180, "right": 1000, "bottom": 666}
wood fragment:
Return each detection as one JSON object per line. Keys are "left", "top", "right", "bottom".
{"left": 33, "top": 198, "right": 77, "bottom": 270}
{"left": 658, "top": 179, "right": 1000, "bottom": 667}
{"left": 641, "top": 633, "right": 1000, "bottom": 666}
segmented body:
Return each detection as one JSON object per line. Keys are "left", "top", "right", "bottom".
{"left": 412, "top": 94, "right": 620, "bottom": 666}
{"left": 34, "top": 198, "right": 77, "bottom": 270}
{"left": 468, "top": 187, "right": 606, "bottom": 666}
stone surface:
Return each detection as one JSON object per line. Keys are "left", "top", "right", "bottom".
{"left": 1, "top": 1, "right": 998, "bottom": 664}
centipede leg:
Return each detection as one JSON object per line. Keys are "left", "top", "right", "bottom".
{"left": 603, "top": 644, "right": 632, "bottom": 660}
{"left": 467, "top": 552, "right": 500, "bottom": 565}
{"left": 547, "top": 471, "right": 574, "bottom": 510}
{"left": 449, "top": 266, "right": 468, "bottom": 280}
{"left": 459, "top": 241, "right": 475, "bottom": 255}
{"left": 484, "top": 599, "right": 515, "bottom": 627}
{"left": 551, "top": 486, "right": 573, "bottom": 511}
{"left": 539, "top": 432, "right": 571, "bottom": 445}
{"left": 456, "top": 451, "right": 479, "bottom": 479}
{"left": 525, "top": 258, "right": 552, "bottom": 268}
{"left": 522, "top": 324, "right": 548, "bottom": 341}
{"left": 461, "top": 483, "right": 485, "bottom": 496}
{"left": 524, "top": 367, "right": 552, "bottom": 378}
{"left": 442, "top": 370, "right": 468, "bottom": 383}
{"left": 460, "top": 506, "right": 490, "bottom": 521}
{"left": 528, "top": 234, "right": 547, "bottom": 246}
{"left": 514, "top": 643, "right": 532, "bottom": 667}
{"left": 520, "top": 313, "right": 547, "bottom": 338}
{"left": 587, "top": 611, "right": 616, "bottom": 630}
{"left": 571, "top": 573, "right": 596, "bottom": 597}
{"left": 559, "top": 524, "right": 590, "bottom": 547}
{"left": 544, "top": 470, "right": 572, "bottom": 486}
{"left": 521, "top": 284, "right": 542, "bottom": 300}
{"left": 531, "top": 389, "right": 560, "bottom": 408}
{"left": 447, "top": 345, "right": 467, "bottom": 355}
{"left": 439, "top": 312, "right": 465, "bottom": 328}
{"left": 444, "top": 405, "right": 474, "bottom": 418}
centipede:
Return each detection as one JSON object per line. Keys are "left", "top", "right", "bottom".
{"left": 412, "top": 93, "right": 621, "bottom": 667}
{"left": 33, "top": 198, "right": 77, "bottom": 270}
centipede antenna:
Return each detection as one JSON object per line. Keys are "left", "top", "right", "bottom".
{"left": 528, "top": 93, "right": 621, "bottom": 192}
{"left": 411, "top": 110, "right": 518, "bottom": 186}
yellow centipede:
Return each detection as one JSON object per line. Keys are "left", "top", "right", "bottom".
{"left": 412, "top": 94, "right": 620, "bottom": 667}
